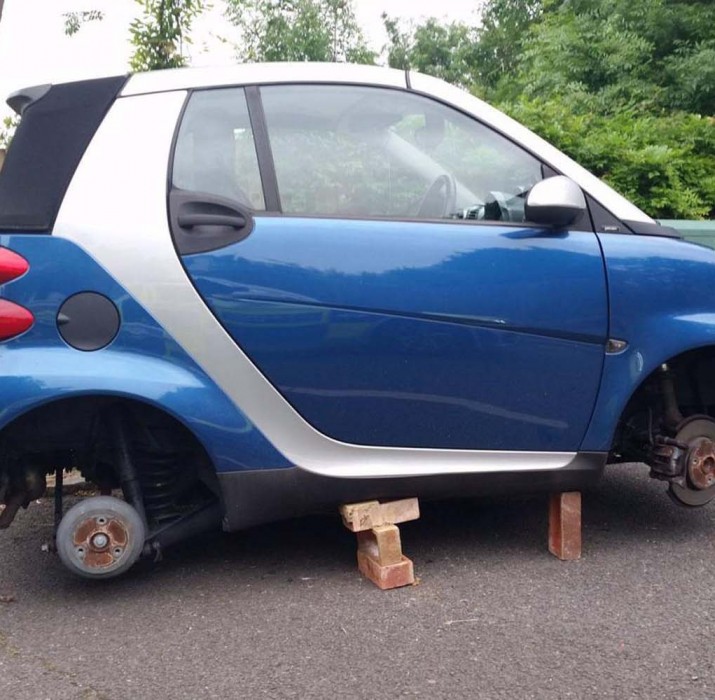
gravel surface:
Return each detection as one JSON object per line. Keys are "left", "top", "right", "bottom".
{"left": 1, "top": 463, "right": 714, "bottom": 699}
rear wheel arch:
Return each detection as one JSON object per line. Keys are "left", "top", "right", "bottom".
{"left": 0, "top": 393, "right": 220, "bottom": 503}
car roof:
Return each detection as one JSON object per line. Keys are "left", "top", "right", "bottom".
{"left": 121, "top": 62, "right": 407, "bottom": 97}
{"left": 9, "top": 62, "right": 649, "bottom": 226}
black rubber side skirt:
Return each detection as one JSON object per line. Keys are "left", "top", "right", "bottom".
{"left": 218, "top": 453, "right": 607, "bottom": 532}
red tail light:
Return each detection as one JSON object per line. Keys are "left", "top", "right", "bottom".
{"left": 0, "top": 300, "right": 34, "bottom": 340}
{"left": 0, "top": 248, "right": 29, "bottom": 284}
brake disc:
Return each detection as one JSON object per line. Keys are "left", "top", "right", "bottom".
{"left": 669, "top": 416, "right": 715, "bottom": 507}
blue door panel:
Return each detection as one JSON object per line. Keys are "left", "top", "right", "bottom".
{"left": 183, "top": 217, "right": 608, "bottom": 450}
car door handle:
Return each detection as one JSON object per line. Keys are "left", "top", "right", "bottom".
{"left": 178, "top": 213, "right": 246, "bottom": 229}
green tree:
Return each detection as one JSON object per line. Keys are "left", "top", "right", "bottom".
{"left": 472, "top": 0, "right": 542, "bottom": 91}
{"left": 496, "top": 0, "right": 715, "bottom": 114}
{"left": 505, "top": 97, "right": 715, "bottom": 218}
{"left": 225, "top": 0, "right": 374, "bottom": 63}
{"left": 130, "top": 0, "right": 205, "bottom": 71}
{"left": 383, "top": 0, "right": 715, "bottom": 218}
{"left": 382, "top": 15, "right": 478, "bottom": 88}
{"left": 63, "top": 10, "right": 105, "bottom": 36}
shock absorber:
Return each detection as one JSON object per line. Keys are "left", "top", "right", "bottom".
{"left": 660, "top": 363, "right": 684, "bottom": 429}
{"left": 108, "top": 410, "right": 147, "bottom": 528}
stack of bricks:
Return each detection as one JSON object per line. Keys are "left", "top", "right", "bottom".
{"left": 340, "top": 490, "right": 581, "bottom": 589}
{"left": 340, "top": 498, "right": 419, "bottom": 590}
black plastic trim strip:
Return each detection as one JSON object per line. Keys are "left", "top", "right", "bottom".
{"left": 622, "top": 219, "right": 682, "bottom": 239}
{"left": 245, "top": 85, "right": 281, "bottom": 213}
{"left": 586, "top": 195, "right": 631, "bottom": 234}
{"left": 541, "top": 163, "right": 559, "bottom": 179}
{"left": 254, "top": 210, "right": 558, "bottom": 229}
{"left": 218, "top": 453, "right": 607, "bottom": 531}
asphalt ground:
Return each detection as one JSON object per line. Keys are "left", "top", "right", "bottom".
{"left": 1, "top": 463, "right": 714, "bottom": 700}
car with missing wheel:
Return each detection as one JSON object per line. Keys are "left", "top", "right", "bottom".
{"left": 0, "top": 63, "right": 711, "bottom": 579}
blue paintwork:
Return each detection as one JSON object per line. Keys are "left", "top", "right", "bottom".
{"left": 0, "top": 234, "right": 290, "bottom": 472}
{"left": 6, "top": 226, "right": 711, "bottom": 468}
{"left": 183, "top": 217, "right": 608, "bottom": 450}
{"left": 582, "top": 234, "right": 715, "bottom": 451}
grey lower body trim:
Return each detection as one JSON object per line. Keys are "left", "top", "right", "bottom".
{"left": 218, "top": 452, "right": 606, "bottom": 532}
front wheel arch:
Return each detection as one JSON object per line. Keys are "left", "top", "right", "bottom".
{"left": 610, "top": 345, "right": 715, "bottom": 463}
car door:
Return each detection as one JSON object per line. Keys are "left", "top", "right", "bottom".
{"left": 168, "top": 83, "right": 607, "bottom": 452}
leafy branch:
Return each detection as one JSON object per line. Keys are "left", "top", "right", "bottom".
{"left": 129, "top": 0, "right": 205, "bottom": 72}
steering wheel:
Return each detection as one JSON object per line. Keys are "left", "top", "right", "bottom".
{"left": 416, "top": 173, "right": 457, "bottom": 219}
{"left": 482, "top": 191, "right": 513, "bottom": 222}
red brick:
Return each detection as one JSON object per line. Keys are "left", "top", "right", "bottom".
{"left": 340, "top": 498, "right": 419, "bottom": 532}
{"left": 357, "top": 550, "right": 415, "bottom": 590}
{"left": 357, "top": 524, "right": 403, "bottom": 566}
{"left": 548, "top": 491, "right": 581, "bottom": 561}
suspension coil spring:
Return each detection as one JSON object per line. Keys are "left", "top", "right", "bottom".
{"left": 135, "top": 449, "right": 185, "bottom": 524}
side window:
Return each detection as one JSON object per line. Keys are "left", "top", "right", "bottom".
{"left": 173, "top": 88, "right": 265, "bottom": 211}
{"left": 260, "top": 85, "right": 542, "bottom": 222}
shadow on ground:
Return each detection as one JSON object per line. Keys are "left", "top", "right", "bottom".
{"left": 19, "top": 460, "right": 701, "bottom": 596}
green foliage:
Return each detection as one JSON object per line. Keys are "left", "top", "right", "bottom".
{"left": 472, "top": 0, "right": 541, "bottom": 90}
{"left": 129, "top": 0, "right": 205, "bottom": 71}
{"left": 382, "top": 15, "right": 479, "bottom": 88}
{"left": 63, "top": 10, "right": 104, "bottom": 36}
{"left": 505, "top": 97, "right": 715, "bottom": 218}
{"left": 491, "top": 0, "right": 715, "bottom": 115}
{"left": 225, "top": 0, "right": 374, "bottom": 64}
{"left": 382, "top": 0, "right": 715, "bottom": 219}
{"left": 0, "top": 115, "right": 19, "bottom": 150}
{"left": 663, "top": 40, "right": 715, "bottom": 116}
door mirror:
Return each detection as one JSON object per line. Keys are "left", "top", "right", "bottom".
{"left": 525, "top": 176, "right": 586, "bottom": 228}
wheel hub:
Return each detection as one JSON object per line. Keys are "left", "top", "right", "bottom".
{"left": 56, "top": 496, "right": 146, "bottom": 579}
{"left": 687, "top": 437, "right": 715, "bottom": 491}
{"left": 668, "top": 417, "right": 715, "bottom": 507}
{"left": 72, "top": 514, "right": 129, "bottom": 570}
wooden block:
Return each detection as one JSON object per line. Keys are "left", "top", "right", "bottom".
{"left": 357, "top": 550, "right": 414, "bottom": 590}
{"left": 548, "top": 491, "right": 581, "bottom": 561}
{"left": 340, "top": 498, "right": 420, "bottom": 532}
{"left": 357, "top": 524, "right": 403, "bottom": 566}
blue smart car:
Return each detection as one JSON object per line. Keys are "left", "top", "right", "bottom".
{"left": 0, "top": 64, "right": 710, "bottom": 577}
